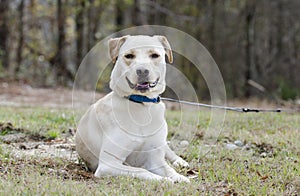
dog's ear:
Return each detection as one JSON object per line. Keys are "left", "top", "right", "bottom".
{"left": 156, "top": 36, "right": 173, "bottom": 64}
{"left": 108, "top": 36, "right": 129, "bottom": 63}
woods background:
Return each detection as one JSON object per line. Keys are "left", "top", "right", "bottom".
{"left": 0, "top": 0, "right": 299, "bottom": 100}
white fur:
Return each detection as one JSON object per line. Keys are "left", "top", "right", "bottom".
{"left": 75, "top": 35, "right": 189, "bottom": 182}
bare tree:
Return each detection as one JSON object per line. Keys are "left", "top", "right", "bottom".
{"left": 15, "top": 0, "right": 25, "bottom": 74}
{"left": 75, "top": 0, "right": 86, "bottom": 69}
{"left": 132, "top": 0, "right": 147, "bottom": 25}
{"left": 50, "top": 0, "right": 73, "bottom": 84}
{"left": 86, "top": 0, "right": 104, "bottom": 50}
{"left": 87, "top": 0, "right": 95, "bottom": 50}
{"left": 208, "top": 0, "right": 217, "bottom": 54}
{"left": 0, "top": 0, "right": 298, "bottom": 97}
{"left": 244, "top": 0, "right": 257, "bottom": 97}
{"left": 0, "top": 0, "right": 9, "bottom": 69}
{"left": 115, "top": 0, "right": 125, "bottom": 32}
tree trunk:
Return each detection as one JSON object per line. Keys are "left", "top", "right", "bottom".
{"left": 0, "top": 0, "right": 9, "bottom": 69}
{"left": 208, "top": 0, "right": 217, "bottom": 55}
{"left": 132, "top": 0, "right": 142, "bottom": 25}
{"left": 57, "top": 0, "right": 66, "bottom": 73}
{"left": 54, "top": 0, "right": 72, "bottom": 84}
{"left": 75, "top": 0, "right": 85, "bottom": 69}
{"left": 156, "top": 0, "right": 167, "bottom": 25}
{"left": 276, "top": 1, "right": 283, "bottom": 57}
{"left": 244, "top": 1, "right": 256, "bottom": 98}
{"left": 15, "top": 0, "right": 24, "bottom": 74}
{"left": 87, "top": 0, "right": 95, "bottom": 50}
{"left": 115, "top": 0, "right": 124, "bottom": 32}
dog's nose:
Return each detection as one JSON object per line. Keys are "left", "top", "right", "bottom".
{"left": 136, "top": 69, "right": 149, "bottom": 77}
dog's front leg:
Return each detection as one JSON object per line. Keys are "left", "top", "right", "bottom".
{"left": 146, "top": 149, "right": 190, "bottom": 183}
{"left": 165, "top": 144, "right": 189, "bottom": 168}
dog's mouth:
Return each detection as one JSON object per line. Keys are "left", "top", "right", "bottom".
{"left": 126, "top": 77, "right": 159, "bottom": 92}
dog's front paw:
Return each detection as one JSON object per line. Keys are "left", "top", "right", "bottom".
{"left": 170, "top": 174, "right": 190, "bottom": 183}
{"left": 172, "top": 157, "right": 189, "bottom": 168}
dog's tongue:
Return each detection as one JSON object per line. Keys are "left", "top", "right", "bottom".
{"left": 136, "top": 82, "right": 150, "bottom": 90}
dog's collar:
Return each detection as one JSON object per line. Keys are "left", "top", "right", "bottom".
{"left": 125, "top": 95, "right": 161, "bottom": 104}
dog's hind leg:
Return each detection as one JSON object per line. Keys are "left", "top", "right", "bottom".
{"left": 95, "top": 151, "right": 165, "bottom": 181}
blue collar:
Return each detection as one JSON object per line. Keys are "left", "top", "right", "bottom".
{"left": 126, "top": 95, "right": 161, "bottom": 104}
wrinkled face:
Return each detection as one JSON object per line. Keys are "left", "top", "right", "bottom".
{"left": 109, "top": 35, "right": 173, "bottom": 98}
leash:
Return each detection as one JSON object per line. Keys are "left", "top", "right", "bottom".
{"left": 160, "top": 97, "right": 299, "bottom": 113}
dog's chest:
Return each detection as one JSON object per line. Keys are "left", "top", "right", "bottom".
{"left": 111, "top": 101, "right": 166, "bottom": 137}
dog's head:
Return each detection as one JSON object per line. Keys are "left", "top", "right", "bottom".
{"left": 108, "top": 35, "right": 173, "bottom": 98}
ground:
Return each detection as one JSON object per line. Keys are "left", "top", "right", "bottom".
{"left": 0, "top": 82, "right": 299, "bottom": 195}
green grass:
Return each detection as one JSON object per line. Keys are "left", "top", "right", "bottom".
{"left": 0, "top": 107, "right": 75, "bottom": 140}
{"left": 0, "top": 106, "right": 299, "bottom": 195}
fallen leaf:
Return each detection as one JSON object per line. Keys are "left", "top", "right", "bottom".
{"left": 260, "top": 175, "right": 269, "bottom": 180}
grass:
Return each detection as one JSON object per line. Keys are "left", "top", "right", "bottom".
{"left": 0, "top": 106, "right": 299, "bottom": 195}
{"left": 0, "top": 107, "right": 75, "bottom": 140}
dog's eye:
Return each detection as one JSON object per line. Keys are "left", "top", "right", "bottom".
{"left": 124, "top": 54, "right": 135, "bottom": 59}
{"left": 150, "top": 53, "right": 160, "bottom": 59}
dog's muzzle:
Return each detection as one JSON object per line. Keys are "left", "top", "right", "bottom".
{"left": 126, "top": 77, "right": 159, "bottom": 92}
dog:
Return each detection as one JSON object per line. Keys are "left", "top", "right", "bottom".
{"left": 75, "top": 35, "right": 190, "bottom": 182}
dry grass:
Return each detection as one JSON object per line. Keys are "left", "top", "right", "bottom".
{"left": 0, "top": 106, "right": 299, "bottom": 195}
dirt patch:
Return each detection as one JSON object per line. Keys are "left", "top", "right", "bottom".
{"left": 0, "top": 121, "right": 82, "bottom": 178}
{"left": 0, "top": 82, "right": 103, "bottom": 108}
{"left": 0, "top": 128, "right": 87, "bottom": 180}
{"left": 0, "top": 122, "right": 77, "bottom": 160}
{"left": 1, "top": 137, "right": 77, "bottom": 160}
{"left": 1, "top": 82, "right": 299, "bottom": 111}
{"left": 0, "top": 155, "right": 96, "bottom": 182}
{"left": 0, "top": 82, "right": 103, "bottom": 181}
{"left": 0, "top": 122, "right": 25, "bottom": 135}
{"left": 0, "top": 122, "right": 29, "bottom": 144}
{"left": 0, "top": 122, "right": 53, "bottom": 143}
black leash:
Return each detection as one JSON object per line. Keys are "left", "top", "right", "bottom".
{"left": 160, "top": 97, "right": 299, "bottom": 113}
